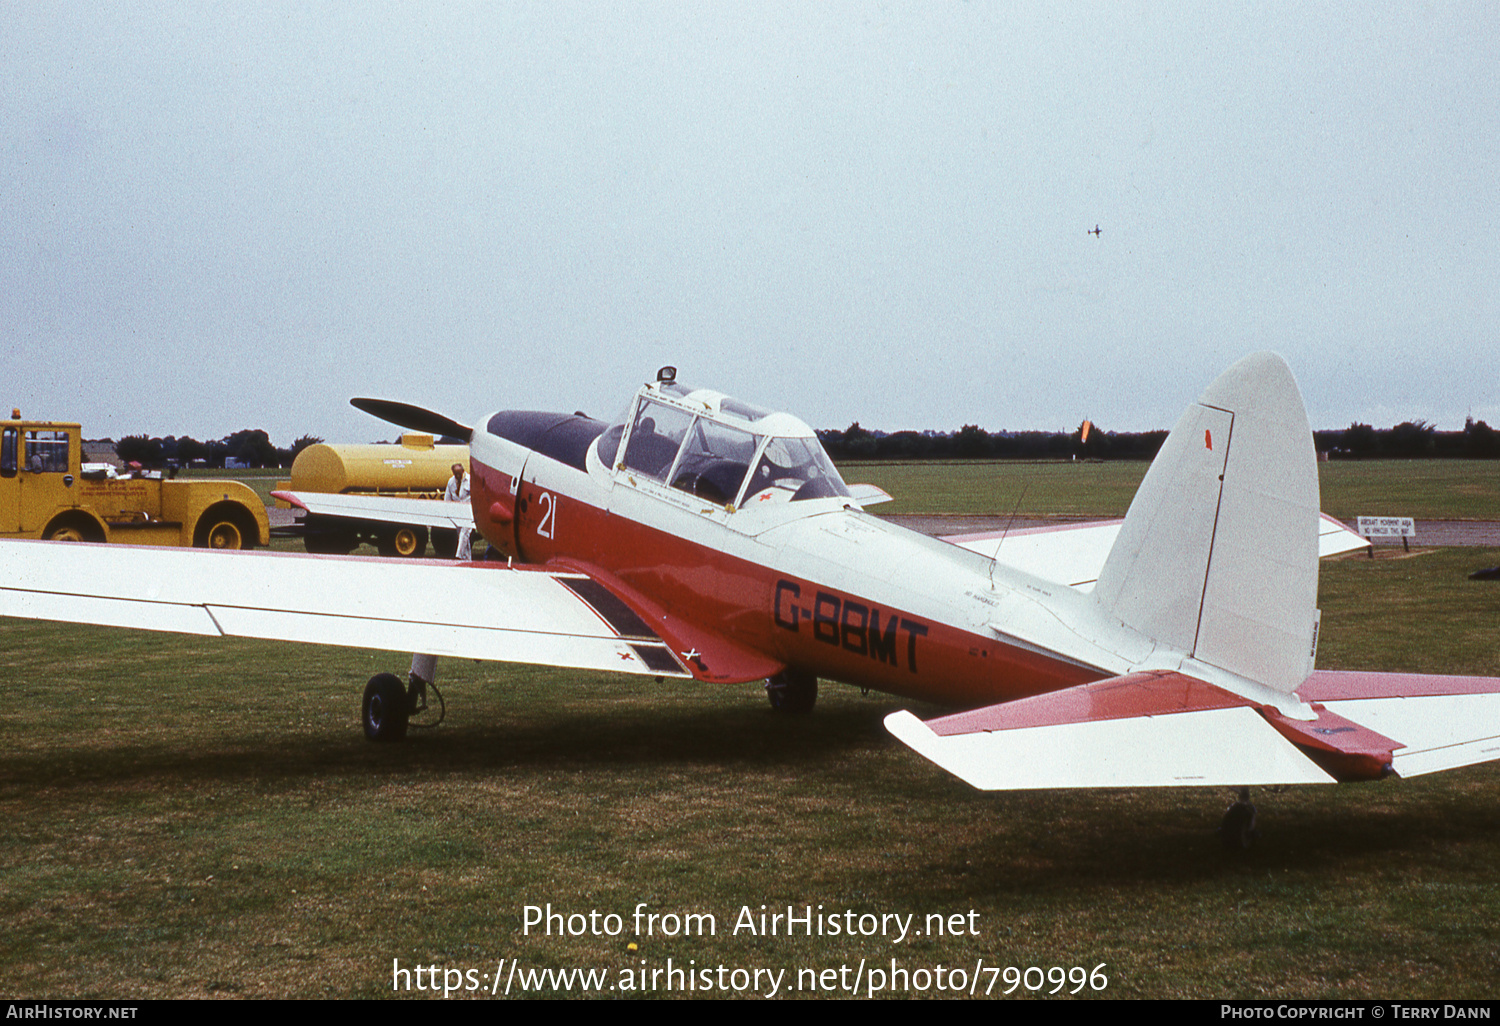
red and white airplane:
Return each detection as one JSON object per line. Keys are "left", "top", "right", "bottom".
{"left": 3, "top": 353, "right": 1499, "bottom": 840}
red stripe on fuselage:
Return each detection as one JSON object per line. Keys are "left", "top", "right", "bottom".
{"left": 471, "top": 454, "right": 1101, "bottom": 707}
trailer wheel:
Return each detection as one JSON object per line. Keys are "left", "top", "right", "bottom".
{"left": 379, "top": 525, "right": 427, "bottom": 558}
{"left": 362, "top": 673, "right": 410, "bottom": 742}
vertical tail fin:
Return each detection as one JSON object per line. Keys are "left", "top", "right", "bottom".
{"left": 1094, "top": 352, "right": 1319, "bottom": 693}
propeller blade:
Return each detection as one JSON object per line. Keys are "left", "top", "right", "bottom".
{"left": 350, "top": 398, "right": 473, "bottom": 442}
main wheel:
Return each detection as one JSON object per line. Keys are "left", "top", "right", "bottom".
{"left": 766, "top": 670, "right": 817, "bottom": 714}
{"left": 46, "top": 525, "right": 87, "bottom": 542}
{"left": 362, "top": 673, "right": 410, "bottom": 742}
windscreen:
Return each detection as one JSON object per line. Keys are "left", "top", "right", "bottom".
{"left": 743, "top": 436, "right": 851, "bottom": 503}
{"left": 621, "top": 399, "right": 694, "bottom": 481}
{"left": 669, "top": 417, "right": 758, "bottom": 505}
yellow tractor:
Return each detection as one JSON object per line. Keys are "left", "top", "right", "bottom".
{"left": 2, "top": 411, "right": 269, "bottom": 548}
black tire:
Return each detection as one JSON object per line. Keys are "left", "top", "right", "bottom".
{"left": 43, "top": 514, "right": 106, "bottom": 543}
{"left": 766, "top": 670, "right": 817, "bottom": 714}
{"left": 362, "top": 673, "right": 410, "bottom": 742}
{"left": 194, "top": 504, "right": 257, "bottom": 549}
{"left": 304, "top": 516, "right": 358, "bottom": 554}
{"left": 305, "top": 531, "right": 357, "bottom": 555}
{"left": 431, "top": 528, "right": 458, "bottom": 559}
{"left": 1219, "top": 798, "right": 1259, "bottom": 852}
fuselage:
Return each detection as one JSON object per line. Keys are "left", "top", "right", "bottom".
{"left": 464, "top": 379, "right": 1147, "bottom": 708}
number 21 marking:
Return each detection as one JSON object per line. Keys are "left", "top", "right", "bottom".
{"left": 536, "top": 491, "right": 556, "bottom": 539}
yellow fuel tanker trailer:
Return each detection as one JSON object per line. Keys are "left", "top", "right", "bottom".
{"left": 2, "top": 410, "right": 269, "bottom": 548}
{"left": 280, "top": 433, "right": 468, "bottom": 556}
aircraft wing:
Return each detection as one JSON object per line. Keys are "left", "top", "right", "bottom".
{"left": 942, "top": 514, "right": 1367, "bottom": 591}
{"left": 0, "top": 539, "right": 689, "bottom": 678}
{"left": 885, "top": 668, "right": 1500, "bottom": 790}
{"left": 274, "top": 490, "right": 475, "bottom": 530}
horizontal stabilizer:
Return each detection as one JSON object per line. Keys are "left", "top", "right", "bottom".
{"left": 847, "top": 483, "right": 894, "bottom": 506}
{"left": 924, "top": 670, "right": 1250, "bottom": 735}
{"left": 945, "top": 514, "right": 1365, "bottom": 591}
{"left": 1297, "top": 670, "right": 1500, "bottom": 777}
{"left": 884, "top": 672, "right": 1335, "bottom": 790}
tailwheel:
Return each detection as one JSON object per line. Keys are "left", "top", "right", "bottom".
{"left": 765, "top": 669, "right": 817, "bottom": 714}
{"left": 1218, "top": 787, "right": 1260, "bottom": 851}
{"left": 362, "top": 673, "right": 411, "bottom": 742}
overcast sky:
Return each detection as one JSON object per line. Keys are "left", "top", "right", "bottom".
{"left": 3, "top": 3, "right": 1497, "bottom": 445}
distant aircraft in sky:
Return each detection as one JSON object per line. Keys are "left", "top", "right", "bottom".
{"left": 1089, "top": 224, "right": 1102, "bottom": 236}
{"left": 4, "top": 354, "right": 1497, "bottom": 849}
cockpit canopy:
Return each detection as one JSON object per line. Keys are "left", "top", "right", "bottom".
{"left": 597, "top": 377, "right": 851, "bottom": 509}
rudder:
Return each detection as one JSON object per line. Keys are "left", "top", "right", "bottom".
{"left": 1093, "top": 352, "right": 1320, "bottom": 693}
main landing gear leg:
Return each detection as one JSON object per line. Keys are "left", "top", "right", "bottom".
{"left": 765, "top": 669, "right": 817, "bottom": 714}
{"left": 406, "top": 653, "right": 445, "bottom": 729}
{"left": 408, "top": 652, "right": 436, "bottom": 718}
{"left": 1218, "top": 787, "right": 1260, "bottom": 851}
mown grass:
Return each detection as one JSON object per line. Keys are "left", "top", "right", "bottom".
{"left": 177, "top": 467, "right": 288, "bottom": 507}
{"left": 194, "top": 459, "right": 1500, "bottom": 522}
{"left": 3, "top": 537, "right": 1500, "bottom": 999}
{"left": 7, "top": 458, "right": 1500, "bottom": 998}
{"left": 844, "top": 459, "right": 1500, "bottom": 520}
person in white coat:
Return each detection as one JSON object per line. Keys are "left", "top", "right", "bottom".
{"left": 444, "top": 462, "right": 472, "bottom": 559}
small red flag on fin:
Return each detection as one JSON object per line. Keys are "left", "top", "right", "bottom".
{"left": 1205, "top": 429, "right": 1213, "bottom": 450}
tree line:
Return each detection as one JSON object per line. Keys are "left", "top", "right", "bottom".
{"left": 1315, "top": 418, "right": 1497, "bottom": 459}
{"left": 109, "top": 431, "right": 325, "bottom": 469}
{"left": 102, "top": 416, "right": 1499, "bottom": 470}
{"left": 819, "top": 418, "right": 1500, "bottom": 461}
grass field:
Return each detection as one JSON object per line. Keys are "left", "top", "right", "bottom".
{"left": 194, "top": 458, "right": 1500, "bottom": 522}
{"left": 3, "top": 469, "right": 1499, "bottom": 999}
{"left": 179, "top": 467, "right": 287, "bottom": 508}
{"left": 841, "top": 459, "right": 1500, "bottom": 520}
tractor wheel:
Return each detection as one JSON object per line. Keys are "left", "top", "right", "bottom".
{"left": 204, "top": 520, "right": 243, "bottom": 550}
